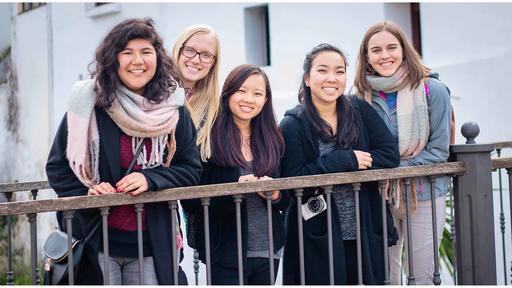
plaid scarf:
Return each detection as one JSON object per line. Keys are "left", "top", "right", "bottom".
{"left": 366, "top": 67, "right": 429, "bottom": 212}
{"left": 66, "top": 79, "right": 185, "bottom": 188}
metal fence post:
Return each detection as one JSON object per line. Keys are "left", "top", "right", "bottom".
{"left": 450, "top": 122, "right": 496, "bottom": 285}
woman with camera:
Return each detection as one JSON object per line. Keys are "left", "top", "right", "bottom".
{"left": 182, "top": 64, "right": 288, "bottom": 285}
{"left": 279, "top": 43, "right": 399, "bottom": 284}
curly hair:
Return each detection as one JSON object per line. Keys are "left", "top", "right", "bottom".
{"left": 89, "top": 17, "right": 179, "bottom": 108}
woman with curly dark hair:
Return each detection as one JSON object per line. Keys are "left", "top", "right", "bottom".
{"left": 46, "top": 18, "right": 202, "bottom": 284}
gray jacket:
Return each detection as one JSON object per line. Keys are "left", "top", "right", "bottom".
{"left": 370, "top": 74, "right": 452, "bottom": 201}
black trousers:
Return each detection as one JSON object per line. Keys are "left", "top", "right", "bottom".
{"left": 344, "top": 240, "right": 358, "bottom": 285}
{"left": 211, "top": 258, "right": 280, "bottom": 285}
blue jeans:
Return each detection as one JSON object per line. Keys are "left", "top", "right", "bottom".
{"left": 98, "top": 252, "right": 158, "bottom": 285}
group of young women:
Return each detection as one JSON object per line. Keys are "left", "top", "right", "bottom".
{"left": 46, "top": 17, "right": 452, "bottom": 285}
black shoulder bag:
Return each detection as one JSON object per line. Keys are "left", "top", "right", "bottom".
{"left": 42, "top": 138, "right": 146, "bottom": 284}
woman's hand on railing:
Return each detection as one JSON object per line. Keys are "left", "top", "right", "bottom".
{"left": 256, "top": 176, "right": 280, "bottom": 201}
{"left": 354, "top": 150, "right": 373, "bottom": 170}
{"left": 88, "top": 182, "right": 116, "bottom": 195}
{"left": 238, "top": 174, "right": 257, "bottom": 183}
{"left": 115, "top": 172, "right": 149, "bottom": 196}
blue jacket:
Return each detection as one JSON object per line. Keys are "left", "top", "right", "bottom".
{"left": 370, "top": 74, "right": 452, "bottom": 200}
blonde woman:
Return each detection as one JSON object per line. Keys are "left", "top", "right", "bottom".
{"left": 172, "top": 24, "right": 221, "bottom": 162}
{"left": 172, "top": 24, "right": 221, "bottom": 252}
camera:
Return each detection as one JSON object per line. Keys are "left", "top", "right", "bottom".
{"left": 302, "top": 195, "right": 327, "bottom": 221}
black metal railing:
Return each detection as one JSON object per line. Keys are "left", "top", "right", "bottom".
{"left": 492, "top": 141, "right": 512, "bottom": 285}
{"left": 0, "top": 123, "right": 510, "bottom": 285}
{"left": 1, "top": 163, "right": 466, "bottom": 285}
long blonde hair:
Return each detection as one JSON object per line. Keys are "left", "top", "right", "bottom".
{"left": 172, "top": 24, "right": 221, "bottom": 161}
{"left": 354, "top": 21, "right": 430, "bottom": 102}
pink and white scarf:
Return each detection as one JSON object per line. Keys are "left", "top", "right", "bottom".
{"left": 65, "top": 79, "right": 185, "bottom": 188}
{"left": 366, "top": 67, "right": 429, "bottom": 212}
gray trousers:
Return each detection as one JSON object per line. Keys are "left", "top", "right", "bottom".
{"left": 388, "top": 196, "right": 446, "bottom": 285}
{"left": 98, "top": 252, "right": 158, "bottom": 285}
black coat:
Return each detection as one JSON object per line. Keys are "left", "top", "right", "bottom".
{"left": 181, "top": 162, "right": 289, "bottom": 269}
{"left": 279, "top": 96, "right": 400, "bottom": 285}
{"left": 46, "top": 106, "right": 202, "bottom": 284}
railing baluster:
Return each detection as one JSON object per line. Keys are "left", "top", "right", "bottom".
{"left": 324, "top": 185, "right": 334, "bottom": 285}
{"left": 63, "top": 210, "right": 75, "bottom": 285}
{"left": 378, "top": 181, "right": 390, "bottom": 285}
{"left": 428, "top": 176, "right": 441, "bottom": 285}
{"left": 201, "top": 198, "right": 212, "bottom": 285}
{"left": 99, "top": 207, "right": 110, "bottom": 285}
{"left": 29, "top": 189, "right": 39, "bottom": 285}
{"left": 507, "top": 168, "right": 512, "bottom": 285}
{"left": 449, "top": 179, "right": 456, "bottom": 285}
{"left": 134, "top": 203, "right": 144, "bottom": 285}
{"left": 403, "top": 178, "right": 416, "bottom": 285}
{"left": 27, "top": 212, "right": 37, "bottom": 285}
{"left": 295, "top": 188, "right": 305, "bottom": 285}
{"left": 169, "top": 201, "right": 179, "bottom": 285}
{"left": 496, "top": 149, "right": 508, "bottom": 284}
{"left": 6, "top": 192, "right": 14, "bottom": 285}
{"left": 193, "top": 250, "right": 200, "bottom": 285}
{"left": 233, "top": 194, "right": 244, "bottom": 285}
{"left": 265, "top": 191, "right": 275, "bottom": 285}
{"left": 352, "top": 183, "right": 363, "bottom": 285}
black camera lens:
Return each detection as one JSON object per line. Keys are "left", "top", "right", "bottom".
{"left": 307, "top": 196, "right": 324, "bottom": 213}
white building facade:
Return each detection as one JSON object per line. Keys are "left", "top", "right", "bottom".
{"left": 1, "top": 2, "right": 511, "bottom": 284}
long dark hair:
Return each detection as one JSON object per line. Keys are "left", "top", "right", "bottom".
{"left": 298, "top": 43, "right": 358, "bottom": 148}
{"left": 210, "top": 64, "right": 284, "bottom": 177}
{"left": 89, "top": 17, "right": 179, "bottom": 109}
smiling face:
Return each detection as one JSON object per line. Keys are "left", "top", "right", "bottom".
{"left": 178, "top": 32, "right": 217, "bottom": 89}
{"left": 367, "top": 30, "right": 403, "bottom": 77}
{"left": 228, "top": 74, "right": 267, "bottom": 127}
{"left": 117, "top": 38, "right": 157, "bottom": 95}
{"left": 305, "top": 51, "right": 346, "bottom": 108}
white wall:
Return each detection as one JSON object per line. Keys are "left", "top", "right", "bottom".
{"left": 421, "top": 3, "right": 512, "bottom": 144}
{"left": 384, "top": 3, "right": 412, "bottom": 41}
{"left": 11, "top": 4, "right": 49, "bottom": 180}
{"left": 422, "top": 4, "right": 512, "bottom": 284}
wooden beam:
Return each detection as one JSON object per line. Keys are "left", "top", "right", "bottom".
{"left": 0, "top": 162, "right": 466, "bottom": 216}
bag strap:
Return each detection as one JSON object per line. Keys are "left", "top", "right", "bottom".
{"left": 125, "top": 138, "right": 145, "bottom": 176}
{"left": 82, "top": 220, "right": 101, "bottom": 244}
{"left": 81, "top": 137, "right": 146, "bottom": 244}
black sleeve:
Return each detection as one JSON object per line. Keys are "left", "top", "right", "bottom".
{"left": 140, "top": 106, "right": 202, "bottom": 191}
{"left": 46, "top": 113, "right": 89, "bottom": 198}
{"left": 279, "top": 115, "right": 359, "bottom": 178}
{"left": 358, "top": 98, "right": 400, "bottom": 169}
{"left": 181, "top": 161, "right": 238, "bottom": 216}
{"left": 180, "top": 161, "right": 212, "bottom": 214}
